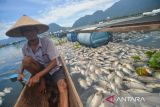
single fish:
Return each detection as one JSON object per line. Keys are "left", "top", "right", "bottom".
{"left": 89, "top": 91, "right": 103, "bottom": 107}
{"left": 0, "top": 92, "right": 5, "bottom": 97}
{"left": 100, "top": 68, "right": 110, "bottom": 75}
{"left": 122, "top": 68, "right": 132, "bottom": 75}
{"left": 78, "top": 78, "right": 89, "bottom": 89}
{"left": 95, "top": 68, "right": 103, "bottom": 75}
{"left": 90, "top": 73, "right": 98, "bottom": 81}
{"left": 3, "top": 87, "right": 12, "bottom": 94}
{"left": 86, "top": 77, "right": 93, "bottom": 86}
{"left": 136, "top": 76, "right": 159, "bottom": 83}
{"left": 107, "top": 72, "right": 115, "bottom": 80}
{"left": 115, "top": 70, "right": 124, "bottom": 78}
{"left": 123, "top": 77, "right": 142, "bottom": 84}
{"left": 114, "top": 76, "right": 122, "bottom": 89}
{"left": 124, "top": 81, "right": 148, "bottom": 90}
{"left": 123, "top": 63, "right": 135, "bottom": 71}
{"left": 110, "top": 81, "right": 118, "bottom": 93}
{"left": 146, "top": 83, "right": 160, "bottom": 88}
{"left": 86, "top": 94, "right": 94, "bottom": 107}
{"left": 126, "top": 89, "right": 150, "bottom": 93}
{"left": 93, "top": 85, "right": 109, "bottom": 94}
{"left": 89, "top": 65, "right": 96, "bottom": 72}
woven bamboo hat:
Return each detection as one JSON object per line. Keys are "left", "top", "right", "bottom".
{"left": 6, "top": 15, "right": 49, "bottom": 37}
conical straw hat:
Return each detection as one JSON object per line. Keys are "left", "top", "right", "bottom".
{"left": 6, "top": 15, "right": 49, "bottom": 37}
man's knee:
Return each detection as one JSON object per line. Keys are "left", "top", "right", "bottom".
{"left": 57, "top": 79, "right": 68, "bottom": 93}
{"left": 22, "top": 56, "right": 33, "bottom": 68}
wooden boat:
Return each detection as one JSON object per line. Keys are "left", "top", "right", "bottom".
{"left": 14, "top": 56, "right": 83, "bottom": 107}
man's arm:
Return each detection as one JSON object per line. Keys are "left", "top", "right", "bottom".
{"left": 38, "top": 58, "right": 57, "bottom": 78}
{"left": 28, "top": 58, "right": 57, "bottom": 86}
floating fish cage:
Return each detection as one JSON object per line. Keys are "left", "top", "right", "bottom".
{"left": 55, "top": 32, "right": 66, "bottom": 38}
{"left": 77, "top": 32, "right": 113, "bottom": 48}
{"left": 67, "top": 32, "right": 78, "bottom": 42}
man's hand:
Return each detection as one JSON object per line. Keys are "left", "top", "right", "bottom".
{"left": 28, "top": 73, "right": 41, "bottom": 87}
{"left": 18, "top": 74, "right": 24, "bottom": 81}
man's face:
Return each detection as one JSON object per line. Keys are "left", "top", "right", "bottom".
{"left": 21, "top": 27, "right": 38, "bottom": 41}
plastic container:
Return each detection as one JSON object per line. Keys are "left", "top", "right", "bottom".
{"left": 77, "top": 32, "right": 112, "bottom": 47}
{"left": 67, "top": 32, "right": 77, "bottom": 42}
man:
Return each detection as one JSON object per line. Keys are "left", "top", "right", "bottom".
{"left": 6, "top": 15, "right": 68, "bottom": 107}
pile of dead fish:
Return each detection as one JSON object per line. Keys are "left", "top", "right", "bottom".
{"left": 112, "top": 31, "right": 160, "bottom": 43}
{"left": 57, "top": 42, "right": 160, "bottom": 107}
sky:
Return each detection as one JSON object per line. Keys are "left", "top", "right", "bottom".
{"left": 0, "top": 0, "right": 119, "bottom": 40}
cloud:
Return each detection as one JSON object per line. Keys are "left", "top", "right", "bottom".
{"left": 0, "top": 0, "right": 119, "bottom": 40}
{"left": 0, "top": 21, "right": 14, "bottom": 40}
{"left": 38, "top": 0, "right": 119, "bottom": 26}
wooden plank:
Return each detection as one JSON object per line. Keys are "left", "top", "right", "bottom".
{"left": 60, "top": 56, "right": 83, "bottom": 107}
{"left": 77, "top": 22, "right": 160, "bottom": 33}
{"left": 98, "top": 23, "right": 160, "bottom": 32}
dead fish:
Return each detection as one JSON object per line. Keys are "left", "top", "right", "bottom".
{"left": 114, "top": 76, "right": 122, "bottom": 89}
{"left": 79, "top": 60, "right": 88, "bottom": 65}
{"left": 103, "top": 66, "right": 113, "bottom": 71}
{"left": 104, "top": 60, "right": 112, "bottom": 64}
{"left": 110, "top": 81, "right": 119, "bottom": 94}
{"left": 136, "top": 76, "right": 158, "bottom": 83}
{"left": 3, "top": 87, "right": 12, "bottom": 94}
{"left": 146, "top": 83, "right": 160, "bottom": 88}
{"left": 117, "top": 64, "right": 123, "bottom": 70}
{"left": 86, "top": 77, "right": 93, "bottom": 86}
{"left": 108, "top": 57, "right": 118, "bottom": 62}
{"left": 118, "top": 52, "right": 126, "bottom": 58}
{"left": 70, "top": 70, "right": 81, "bottom": 76}
{"left": 107, "top": 72, "right": 116, "bottom": 80}
{"left": 0, "top": 92, "right": 5, "bottom": 97}
{"left": 74, "top": 66, "right": 80, "bottom": 71}
{"left": 126, "top": 89, "right": 150, "bottom": 93}
{"left": 124, "top": 81, "right": 152, "bottom": 92}
{"left": 153, "top": 71, "right": 160, "bottom": 79}
{"left": 97, "top": 57, "right": 104, "bottom": 61}
{"left": 98, "top": 80, "right": 110, "bottom": 89}
{"left": 86, "top": 94, "right": 94, "bottom": 107}
{"left": 90, "top": 73, "right": 98, "bottom": 81}
{"left": 123, "top": 77, "right": 142, "bottom": 84}
{"left": 123, "top": 63, "right": 135, "bottom": 71}
{"left": 80, "top": 69, "right": 86, "bottom": 76}
{"left": 122, "top": 68, "right": 132, "bottom": 75}
{"left": 95, "top": 68, "right": 103, "bottom": 75}
{"left": 100, "top": 68, "right": 110, "bottom": 74}
{"left": 115, "top": 87, "right": 120, "bottom": 95}
{"left": 89, "top": 64, "right": 96, "bottom": 72}
{"left": 78, "top": 78, "right": 89, "bottom": 89}
{"left": 89, "top": 91, "right": 103, "bottom": 107}
{"left": 112, "top": 61, "right": 119, "bottom": 67}
{"left": 115, "top": 70, "right": 124, "bottom": 78}
{"left": 93, "top": 85, "right": 109, "bottom": 94}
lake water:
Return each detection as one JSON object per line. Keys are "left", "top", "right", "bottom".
{"left": 0, "top": 33, "right": 160, "bottom": 107}
{"left": 0, "top": 42, "right": 29, "bottom": 107}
